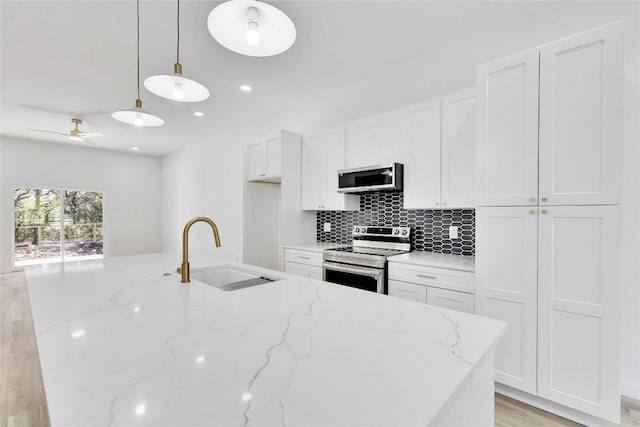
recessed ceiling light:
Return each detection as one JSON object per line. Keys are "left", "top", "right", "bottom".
{"left": 71, "top": 329, "right": 86, "bottom": 339}
{"left": 131, "top": 147, "right": 140, "bottom": 151}
{"left": 194, "top": 111, "right": 204, "bottom": 117}
{"left": 240, "top": 85, "right": 252, "bottom": 92}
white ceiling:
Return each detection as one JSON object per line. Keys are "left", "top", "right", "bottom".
{"left": 1, "top": 1, "right": 636, "bottom": 156}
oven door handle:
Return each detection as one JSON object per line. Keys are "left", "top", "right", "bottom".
{"left": 323, "top": 262, "right": 383, "bottom": 279}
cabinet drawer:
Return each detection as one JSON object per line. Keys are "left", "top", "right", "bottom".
{"left": 284, "top": 249, "right": 323, "bottom": 267}
{"left": 388, "top": 262, "right": 474, "bottom": 293}
{"left": 427, "top": 287, "right": 474, "bottom": 314}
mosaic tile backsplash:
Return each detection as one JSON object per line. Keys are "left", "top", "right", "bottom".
{"left": 316, "top": 192, "right": 475, "bottom": 256}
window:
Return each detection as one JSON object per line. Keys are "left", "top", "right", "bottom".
{"left": 14, "top": 188, "right": 104, "bottom": 266}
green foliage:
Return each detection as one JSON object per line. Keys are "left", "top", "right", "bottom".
{"left": 14, "top": 188, "right": 104, "bottom": 244}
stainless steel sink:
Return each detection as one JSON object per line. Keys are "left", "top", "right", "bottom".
{"left": 190, "top": 265, "right": 280, "bottom": 291}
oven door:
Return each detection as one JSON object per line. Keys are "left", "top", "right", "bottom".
{"left": 322, "top": 261, "right": 384, "bottom": 293}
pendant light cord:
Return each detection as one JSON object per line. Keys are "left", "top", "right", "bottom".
{"left": 176, "top": 0, "right": 180, "bottom": 64}
{"left": 137, "top": 0, "right": 140, "bottom": 100}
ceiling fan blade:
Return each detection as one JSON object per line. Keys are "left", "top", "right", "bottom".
{"left": 27, "top": 128, "right": 69, "bottom": 136}
{"left": 80, "top": 132, "right": 104, "bottom": 138}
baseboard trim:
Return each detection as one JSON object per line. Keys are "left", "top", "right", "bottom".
{"left": 495, "top": 383, "right": 619, "bottom": 427}
{"left": 622, "top": 381, "right": 640, "bottom": 401}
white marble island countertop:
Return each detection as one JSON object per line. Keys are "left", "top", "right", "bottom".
{"left": 26, "top": 252, "right": 505, "bottom": 426}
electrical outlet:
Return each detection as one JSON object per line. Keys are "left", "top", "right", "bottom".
{"left": 324, "top": 222, "right": 331, "bottom": 232}
{"left": 449, "top": 226, "right": 459, "bottom": 240}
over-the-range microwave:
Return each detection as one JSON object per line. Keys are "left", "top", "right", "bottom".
{"left": 337, "top": 163, "right": 404, "bottom": 194}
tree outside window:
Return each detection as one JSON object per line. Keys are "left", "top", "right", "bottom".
{"left": 14, "top": 188, "right": 104, "bottom": 266}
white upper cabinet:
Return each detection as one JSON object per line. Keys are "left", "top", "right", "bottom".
{"left": 538, "top": 25, "right": 622, "bottom": 206}
{"left": 403, "top": 89, "right": 477, "bottom": 210}
{"left": 537, "top": 205, "right": 620, "bottom": 422}
{"left": 246, "top": 136, "right": 282, "bottom": 182}
{"left": 301, "top": 135, "right": 324, "bottom": 209}
{"left": 476, "top": 50, "right": 540, "bottom": 206}
{"left": 345, "top": 107, "right": 404, "bottom": 169}
{"left": 441, "top": 88, "right": 477, "bottom": 208}
{"left": 264, "top": 136, "right": 282, "bottom": 178}
{"left": 302, "top": 125, "right": 359, "bottom": 211}
{"left": 477, "top": 23, "right": 622, "bottom": 207}
{"left": 402, "top": 98, "right": 442, "bottom": 209}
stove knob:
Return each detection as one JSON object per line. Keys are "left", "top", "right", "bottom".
{"left": 402, "top": 230, "right": 408, "bottom": 235}
{"left": 361, "top": 227, "right": 367, "bottom": 233}
{"left": 355, "top": 227, "right": 360, "bottom": 233}
{"left": 394, "top": 229, "right": 400, "bottom": 235}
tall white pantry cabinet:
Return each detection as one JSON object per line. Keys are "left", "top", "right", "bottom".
{"left": 475, "top": 23, "right": 623, "bottom": 423}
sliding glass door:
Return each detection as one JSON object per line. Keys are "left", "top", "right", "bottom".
{"left": 14, "top": 188, "right": 104, "bottom": 266}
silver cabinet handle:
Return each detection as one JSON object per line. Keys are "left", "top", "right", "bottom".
{"left": 416, "top": 274, "right": 436, "bottom": 280}
{"left": 541, "top": 209, "right": 548, "bottom": 214}
{"left": 529, "top": 209, "right": 536, "bottom": 214}
{"left": 541, "top": 197, "right": 548, "bottom": 202}
{"left": 529, "top": 197, "right": 536, "bottom": 202}
{"left": 298, "top": 256, "right": 311, "bottom": 260}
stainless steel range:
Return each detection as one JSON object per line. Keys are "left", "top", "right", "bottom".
{"left": 323, "top": 226, "right": 411, "bottom": 294}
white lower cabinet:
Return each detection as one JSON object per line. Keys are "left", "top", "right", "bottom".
{"left": 284, "top": 248, "right": 323, "bottom": 280}
{"left": 388, "top": 261, "right": 474, "bottom": 314}
{"left": 476, "top": 205, "right": 620, "bottom": 423}
{"left": 388, "top": 280, "right": 427, "bottom": 303}
{"left": 426, "top": 287, "right": 474, "bottom": 314}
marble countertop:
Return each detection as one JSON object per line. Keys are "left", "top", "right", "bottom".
{"left": 26, "top": 252, "right": 504, "bottom": 426}
{"left": 283, "top": 242, "right": 348, "bottom": 253}
{"left": 388, "top": 252, "right": 476, "bottom": 272}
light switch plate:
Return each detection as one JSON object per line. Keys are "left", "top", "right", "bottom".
{"left": 449, "top": 226, "right": 459, "bottom": 239}
{"left": 324, "top": 223, "right": 331, "bottom": 232}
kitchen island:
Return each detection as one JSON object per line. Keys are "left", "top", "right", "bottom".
{"left": 25, "top": 252, "right": 506, "bottom": 426}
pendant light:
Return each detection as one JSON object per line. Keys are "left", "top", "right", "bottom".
{"left": 207, "top": 0, "right": 296, "bottom": 57}
{"left": 144, "top": 0, "right": 209, "bottom": 102}
{"left": 112, "top": 0, "right": 164, "bottom": 127}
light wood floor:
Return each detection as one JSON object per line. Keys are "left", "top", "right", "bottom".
{"left": 1, "top": 272, "right": 49, "bottom": 427}
{"left": 1, "top": 271, "right": 638, "bottom": 427}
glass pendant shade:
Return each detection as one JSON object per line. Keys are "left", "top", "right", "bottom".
{"left": 112, "top": 99, "right": 164, "bottom": 127}
{"left": 208, "top": 0, "right": 296, "bottom": 57}
{"left": 144, "top": 64, "right": 209, "bottom": 102}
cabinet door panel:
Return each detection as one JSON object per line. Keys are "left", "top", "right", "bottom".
{"left": 539, "top": 23, "right": 622, "bottom": 206}
{"left": 246, "top": 141, "right": 266, "bottom": 180}
{"left": 307, "top": 266, "right": 323, "bottom": 281}
{"left": 346, "top": 108, "right": 404, "bottom": 168}
{"left": 441, "top": 88, "right": 476, "bottom": 208}
{"left": 475, "top": 207, "right": 538, "bottom": 394}
{"left": 265, "top": 137, "right": 281, "bottom": 178}
{"left": 403, "top": 98, "right": 441, "bottom": 209}
{"left": 537, "top": 205, "right": 620, "bottom": 422}
{"left": 388, "top": 280, "right": 427, "bottom": 303}
{"left": 476, "top": 50, "right": 539, "bottom": 206}
{"left": 301, "top": 136, "right": 325, "bottom": 210}
{"left": 402, "top": 98, "right": 442, "bottom": 209}
{"left": 426, "top": 287, "right": 474, "bottom": 314}
{"left": 285, "top": 262, "right": 307, "bottom": 277}
{"left": 324, "top": 126, "right": 357, "bottom": 210}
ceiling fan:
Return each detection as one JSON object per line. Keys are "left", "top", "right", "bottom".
{"left": 27, "top": 118, "right": 104, "bottom": 142}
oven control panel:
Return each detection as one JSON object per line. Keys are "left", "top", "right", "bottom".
{"left": 352, "top": 225, "right": 411, "bottom": 238}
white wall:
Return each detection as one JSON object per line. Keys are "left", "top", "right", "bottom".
{"left": 159, "top": 3, "right": 639, "bottom": 398}
{"left": 160, "top": 134, "right": 243, "bottom": 266}
{"left": 0, "top": 137, "right": 162, "bottom": 272}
